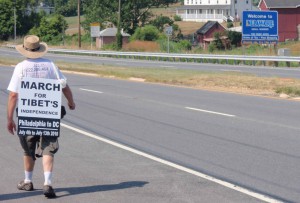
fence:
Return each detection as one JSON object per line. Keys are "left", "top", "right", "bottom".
{"left": 6, "top": 45, "right": 300, "bottom": 67}
{"left": 48, "top": 48, "right": 300, "bottom": 67}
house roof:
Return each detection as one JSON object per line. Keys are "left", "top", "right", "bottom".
{"left": 99, "top": 28, "right": 130, "bottom": 37}
{"left": 176, "top": 5, "right": 231, "bottom": 10}
{"left": 196, "top": 21, "right": 224, "bottom": 34}
{"left": 259, "top": 0, "right": 300, "bottom": 8}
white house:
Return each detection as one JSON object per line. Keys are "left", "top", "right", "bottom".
{"left": 176, "top": 0, "right": 254, "bottom": 23}
{"left": 35, "top": 2, "right": 55, "bottom": 14}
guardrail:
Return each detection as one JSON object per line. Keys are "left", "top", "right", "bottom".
{"left": 6, "top": 45, "right": 300, "bottom": 67}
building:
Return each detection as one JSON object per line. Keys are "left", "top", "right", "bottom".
{"left": 176, "top": 0, "right": 254, "bottom": 23}
{"left": 35, "top": 2, "right": 55, "bottom": 14}
{"left": 195, "top": 21, "right": 227, "bottom": 48}
{"left": 96, "top": 28, "right": 130, "bottom": 49}
{"left": 258, "top": 0, "right": 300, "bottom": 42}
{"left": 26, "top": 2, "right": 55, "bottom": 15}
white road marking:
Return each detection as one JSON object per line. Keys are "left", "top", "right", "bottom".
{"left": 115, "top": 63, "right": 127, "bottom": 66}
{"left": 80, "top": 88, "right": 103, "bottom": 94}
{"left": 160, "top": 66, "right": 175, "bottom": 68}
{"left": 62, "top": 123, "right": 283, "bottom": 203}
{"left": 185, "top": 107, "right": 236, "bottom": 117}
{"left": 221, "top": 69, "right": 242, "bottom": 72}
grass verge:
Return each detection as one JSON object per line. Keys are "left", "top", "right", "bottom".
{"left": 2, "top": 56, "right": 300, "bottom": 98}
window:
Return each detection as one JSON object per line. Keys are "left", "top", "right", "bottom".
{"left": 246, "top": 0, "right": 249, "bottom": 4}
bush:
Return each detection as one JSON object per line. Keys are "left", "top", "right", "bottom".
{"left": 213, "top": 32, "right": 225, "bottom": 50}
{"left": 130, "top": 25, "right": 160, "bottom": 41}
{"left": 174, "top": 15, "right": 182, "bottom": 21}
{"left": 227, "top": 22, "right": 234, "bottom": 28}
{"left": 29, "top": 14, "right": 68, "bottom": 44}
{"left": 179, "top": 40, "right": 192, "bottom": 50}
{"left": 157, "top": 39, "right": 192, "bottom": 53}
{"left": 102, "top": 42, "right": 118, "bottom": 50}
{"left": 227, "top": 31, "right": 242, "bottom": 47}
{"left": 116, "top": 31, "right": 122, "bottom": 50}
{"left": 208, "top": 43, "right": 216, "bottom": 53}
{"left": 150, "top": 15, "right": 174, "bottom": 32}
{"left": 275, "top": 86, "right": 300, "bottom": 96}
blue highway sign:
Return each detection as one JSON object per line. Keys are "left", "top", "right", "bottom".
{"left": 242, "top": 11, "right": 278, "bottom": 43}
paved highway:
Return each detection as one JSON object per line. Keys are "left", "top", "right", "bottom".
{"left": 1, "top": 47, "right": 300, "bottom": 79}
{"left": 67, "top": 70, "right": 300, "bottom": 203}
{"left": 1, "top": 62, "right": 300, "bottom": 202}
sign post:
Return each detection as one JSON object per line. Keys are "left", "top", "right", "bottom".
{"left": 90, "top": 22, "right": 100, "bottom": 49}
{"left": 242, "top": 11, "right": 278, "bottom": 43}
{"left": 17, "top": 78, "right": 62, "bottom": 137}
{"left": 165, "top": 26, "right": 173, "bottom": 53}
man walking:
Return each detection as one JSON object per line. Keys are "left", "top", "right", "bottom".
{"left": 7, "top": 35, "right": 76, "bottom": 198}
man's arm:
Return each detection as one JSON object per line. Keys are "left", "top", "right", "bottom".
{"left": 7, "top": 92, "right": 18, "bottom": 135}
{"left": 62, "top": 84, "right": 75, "bottom": 110}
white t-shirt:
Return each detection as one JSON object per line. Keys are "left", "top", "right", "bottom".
{"left": 7, "top": 58, "right": 67, "bottom": 93}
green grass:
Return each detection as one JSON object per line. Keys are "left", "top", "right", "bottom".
{"left": 275, "top": 86, "right": 300, "bottom": 96}
{"left": 65, "top": 16, "right": 85, "bottom": 29}
{"left": 2, "top": 55, "right": 300, "bottom": 97}
{"left": 54, "top": 60, "right": 300, "bottom": 97}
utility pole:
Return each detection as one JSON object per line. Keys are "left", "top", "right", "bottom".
{"left": 14, "top": 0, "right": 16, "bottom": 41}
{"left": 116, "top": 0, "right": 122, "bottom": 49}
{"left": 118, "top": 0, "right": 121, "bottom": 26}
{"left": 78, "top": 0, "right": 81, "bottom": 48}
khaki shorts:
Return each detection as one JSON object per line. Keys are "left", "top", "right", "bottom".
{"left": 19, "top": 135, "right": 59, "bottom": 160}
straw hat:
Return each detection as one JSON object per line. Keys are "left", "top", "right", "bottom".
{"left": 16, "top": 35, "right": 48, "bottom": 59}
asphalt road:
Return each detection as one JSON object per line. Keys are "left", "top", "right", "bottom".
{"left": 0, "top": 66, "right": 267, "bottom": 203}
{"left": 1, "top": 47, "right": 300, "bottom": 79}
{"left": 1, "top": 60, "right": 300, "bottom": 202}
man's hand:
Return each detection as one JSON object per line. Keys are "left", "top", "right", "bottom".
{"left": 63, "top": 85, "right": 75, "bottom": 110}
{"left": 7, "top": 120, "right": 16, "bottom": 135}
{"left": 68, "top": 102, "right": 76, "bottom": 110}
{"left": 7, "top": 92, "right": 18, "bottom": 135}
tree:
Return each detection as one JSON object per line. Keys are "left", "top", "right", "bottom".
{"left": 54, "top": 0, "right": 78, "bottom": 16}
{"left": 227, "top": 31, "right": 241, "bottom": 47}
{"left": 252, "top": 0, "right": 260, "bottom": 6}
{"left": 150, "top": 15, "right": 173, "bottom": 32}
{"left": 82, "top": 0, "right": 177, "bottom": 35}
{"left": 213, "top": 32, "right": 225, "bottom": 50}
{"left": 29, "top": 14, "right": 68, "bottom": 44}
{"left": 0, "top": 0, "right": 41, "bottom": 40}
{"left": 227, "top": 22, "right": 233, "bottom": 28}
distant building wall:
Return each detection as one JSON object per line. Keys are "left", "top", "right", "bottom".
{"left": 259, "top": 1, "right": 300, "bottom": 42}
{"left": 96, "top": 36, "right": 129, "bottom": 49}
